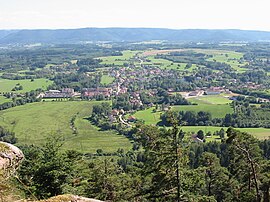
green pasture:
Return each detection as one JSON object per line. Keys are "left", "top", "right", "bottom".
{"left": 143, "top": 56, "right": 197, "bottom": 71}
{"left": 193, "top": 95, "right": 232, "bottom": 105}
{"left": 133, "top": 107, "right": 162, "bottom": 125}
{"left": 101, "top": 75, "right": 115, "bottom": 85}
{"left": 133, "top": 97, "right": 233, "bottom": 125}
{"left": 181, "top": 126, "right": 270, "bottom": 140}
{"left": 196, "top": 49, "right": 248, "bottom": 72}
{"left": 0, "top": 101, "right": 131, "bottom": 153}
{"left": 0, "top": 96, "right": 12, "bottom": 104}
{"left": 0, "top": 78, "right": 53, "bottom": 93}
{"left": 172, "top": 101, "right": 233, "bottom": 119}
{"left": 99, "top": 50, "right": 139, "bottom": 66}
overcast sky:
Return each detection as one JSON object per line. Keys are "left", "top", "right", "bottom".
{"left": 0, "top": 0, "right": 270, "bottom": 31}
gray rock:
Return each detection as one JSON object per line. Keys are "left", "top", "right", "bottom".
{"left": 0, "top": 141, "right": 24, "bottom": 177}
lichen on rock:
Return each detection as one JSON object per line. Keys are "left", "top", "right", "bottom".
{"left": 0, "top": 141, "right": 24, "bottom": 177}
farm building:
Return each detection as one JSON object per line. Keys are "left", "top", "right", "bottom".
{"left": 82, "top": 88, "right": 112, "bottom": 98}
{"left": 43, "top": 88, "right": 75, "bottom": 98}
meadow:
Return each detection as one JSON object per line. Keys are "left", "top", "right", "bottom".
{"left": 197, "top": 49, "right": 248, "bottom": 72}
{"left": 132, "top": 107, "right": 162, "bottom": 125}
{"left": 133, "top": 95, "right": 233, "bottom": 125}
{"left": 172, "top": 100, "right": 233, "bottom": 118}
{"left": 196, "top": 95, "right": 232, "bottom": 105}
{"left": 101, "top": 74, "right": 115, "bottom": 85}
{"left": 144, "top": 56, "right": 198, "bottom": 71}
{"left": 99, "top": 50, "right": 140, "bottom": 66}
{"left": 0, "top": 78, "right": 53, "bottom": 92}
{"left": 141, "top": 49, "right": 248, "bottom": 73}
{"left": 0, "top": 96, "right": 11, "bottom": 104}
{"left": 181, "top": 126, "right": 270, "bottom": 140}
{"left": 0, "top": 101, "right": 131, "bottom": 153}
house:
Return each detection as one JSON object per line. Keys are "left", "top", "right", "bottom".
{"left": 111, "top": 109, "right": 119, "bottom": 116}
{"left": 43, "top": 88, "right": 75, "bottom": 98}
{"left": 62, "top": 88, "right": 74, "bottom": 94}
{"left": 191, "top": 134, "right": 204, "bottom": 143}
{"left": 128, "top": 116, "right": 137, "bottom": 122}
{"left": 82, "top": 88, "right": 112, "bottom": 98}
{"left": 189, "top": 91, "right": 200, "bottom": 96}
{"left": 205, "top": 91, "right": 221, "bottom": 95}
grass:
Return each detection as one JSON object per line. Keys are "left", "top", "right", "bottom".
{"left": 194, "top": 95, "right": 232, "bottom": 105}
{"left": 0, "top": 96, "right": 11, "bottom": 104}
{"left": 198, "top": 49, "right": 248, "bottom": 72}
{"left": 101, "top": 75, "right": 115, "bottom": 85}
{"left": 133, "top": 107, "right": 162, "bottom": 125}
{"left": 0, "top": 101, "right": 131, "bottom": 153}
{"left": 0, "top": 78, "right": 53, "bottom": 93}
{"left": 172, "top": 101, "right": 233, "bottom": 119}
{"left": 99, "top": 50, "right": 139, "bottom": 66}
{"left": 141, "top": 49, "right": 247, "bottom": 73}
{"left": 133, "top": 97, "right": 233, "bottom": 125}
{"left": 143, "top": 56, "right": 198, "bottom": 72}
{"left": 181, "top": 126, "right": 270, "bottom": 140}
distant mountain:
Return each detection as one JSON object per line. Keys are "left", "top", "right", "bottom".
{"left": 1, "top": 28, "right": 270, "bottom": 44}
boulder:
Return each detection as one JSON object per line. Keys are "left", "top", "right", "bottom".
{"left": 0, "top": 141, "right": 24, "bottom": 177}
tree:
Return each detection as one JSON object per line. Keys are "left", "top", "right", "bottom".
{"left": 18, "top": 135, "right": 72, "bottom": 199}
{"left": 198, "top": 152, "right": 236, "bottom": 201}
{"left": 197, "top": 130, "right": 204, "bottom": 140}
{"left": 134, "top": 115, "right": 190, "bottom": 201}
{"left": 226, "top": 127, "right": 263, "bottom": 202}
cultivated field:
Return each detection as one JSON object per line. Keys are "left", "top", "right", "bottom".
{"left": 0, "top": 101, "right": 131, "bottom": 153}
{"left": 0, "top": 78, "right": 53, "bottom": 92}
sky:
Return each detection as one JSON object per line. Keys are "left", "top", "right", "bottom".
{"left": 0, "top": 0, "right": 270, "bottom": 31}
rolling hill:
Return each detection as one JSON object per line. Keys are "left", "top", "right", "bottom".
{"left": 1, "top": 28, "right": 270, "bottom": 44}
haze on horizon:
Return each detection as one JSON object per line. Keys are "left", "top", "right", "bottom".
{"left": 0, "top": 0, "right": 270, "bottom": 31}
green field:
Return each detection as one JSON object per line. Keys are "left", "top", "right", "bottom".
{"left": 0, "top": 101, "right": 131, "bottom": 153}
{"left": 101, "top": 75, "right": 115, "bottom": 85}
{"left": 99, "top": 50, "right": 140, "bottom": 66}
{"left": 141, "top": 49, "right": 247, "bottom": 72}
{"left": 192, "top": 95, "right": 232, "bottom": 105}
{"left": 198, "top": 49, "right": 248, "bottom": 72}
{"left": 133, "top": 97, "right": 233, "bottom": 125}
{"left": 181, "top": 126, "right": 270, "bottom": 140}
{"left": 172, "top": 101, "right": 233, "bottom": 119}
{"left": 142, "top": 56, "right": 198, "bottom": 71}
{"left": 0, "top": 96, "right": 12, "bottom": 104}
{"left": 133, "top": 107, "right": 162, "bottom": 125}
{"left": 0, "top": 78, "right": 53, "bottom": 93}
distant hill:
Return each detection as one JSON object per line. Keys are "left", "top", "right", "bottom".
{"left": 1, "top": 28, "right": 270, "bottom": 44}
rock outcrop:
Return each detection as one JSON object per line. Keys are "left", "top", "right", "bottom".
{"left": 17, "top": 194, "right": 104, "bottom": 202}
{"left": 0, "top": 141, "right": 24, "bottom": 177}
{"left": 39, "top": 195, "right": 103, "bottom": 202}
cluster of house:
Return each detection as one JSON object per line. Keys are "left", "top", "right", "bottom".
{"left": 82, "top": 88, "right": 112, "bottom": 98}
{"left": 110, "top": 108, "right": 137, "bottom": 125}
